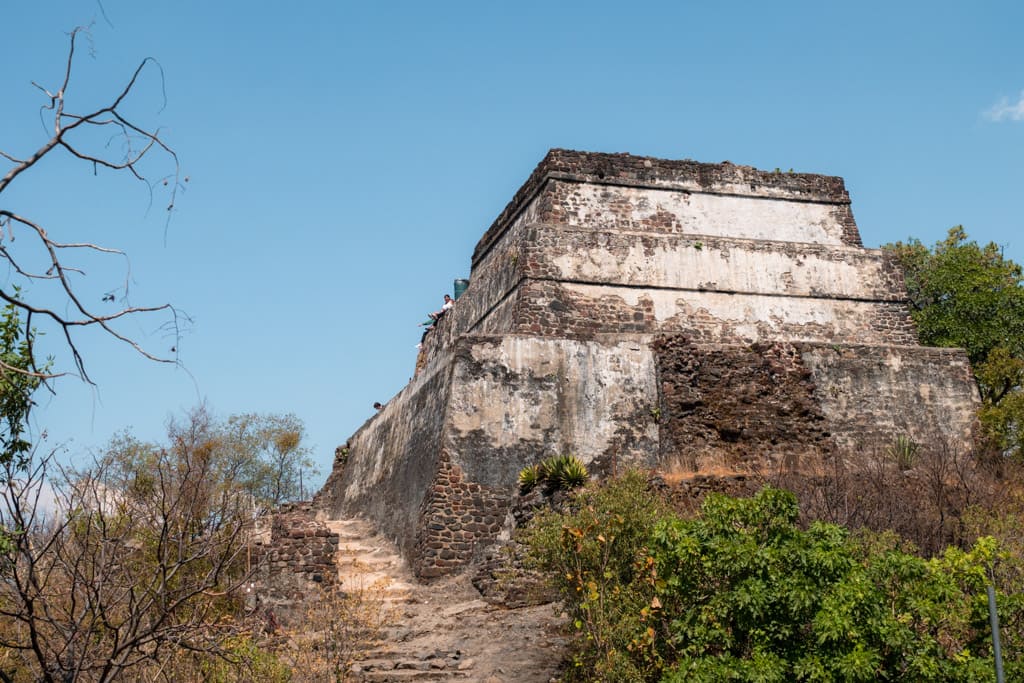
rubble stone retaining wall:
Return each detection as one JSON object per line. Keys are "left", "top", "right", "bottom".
{"left": 253, "top": 503, "right": 339, "bottom": 616}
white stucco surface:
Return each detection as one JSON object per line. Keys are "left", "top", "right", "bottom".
{"left": 561, "top": 184, "right": 847, "bottom": 244}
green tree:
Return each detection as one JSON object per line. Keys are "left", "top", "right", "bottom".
{"left": 0, "top": 325, "right": 271, "bottom": 681}
{"left": 885, "top": 226, "right": 1024, "bottom": 456}
{"left": 222, "top": 412, "right": 317, "bottom": 507}
{"left": 524, "top": 471, "right": 673, "bottom": 680}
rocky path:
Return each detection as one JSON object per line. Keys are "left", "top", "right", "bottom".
{"left": 325, "top": 519, "right": 567, "bottom": 683}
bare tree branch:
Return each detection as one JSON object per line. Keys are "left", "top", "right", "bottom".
{"left": 0, "top": 26, "right": 187, "bottom": 384}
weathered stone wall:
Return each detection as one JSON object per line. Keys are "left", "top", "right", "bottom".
{"left": 534, "top": 230, "right": 906, "bottom": 301}
{"left": 409, "top": 334, "right": 659, "bottom": 576}
{"left": 318, "top": 149, "right": 981, "bottom": 580}
{"left": 538, "top": 179, "right": 858, "bottom": 246}
{"left": 472, "top": 149, "right": 858, "bottom": 266}
{"left": 654, "top": 337, "right": 835, "bottom": 473}
{"left": 418, "top": 150, "right": 908, "bottom": 372}
{"left": 317, "top": 358, "right": 453, "bottom": 558}
{"left": 652, "top": 336, "right": 978, "bottom": 475}
{"left": 412, "top": 450, "right": 509, "bottom": 578}
{"left": 252, "top": 503, "right": 339, "bottom": 616}
{"left": 446, "top": 335, "right": 659, "bottom": 477}
{"left": 801, "top": 343, "right": 979, "bottom": 452}
{"left": 420, "top": 151, "right": 886, "bottom": 366}
{"left": 509, "top": 280, "right": 918, "bottom": 345}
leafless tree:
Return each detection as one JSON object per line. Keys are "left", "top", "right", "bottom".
{"left": 0, "top": 431, "right": 254, "bottom": 682}
{"left": 0, "top": 26, "right": 186, "bottom": 383}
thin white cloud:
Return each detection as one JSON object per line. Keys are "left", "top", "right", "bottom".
{"left": 985, "top": 91, "right": 1024, "bottom": 122}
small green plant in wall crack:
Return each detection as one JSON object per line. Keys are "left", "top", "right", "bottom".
{"left": 887, "top": 433, "right": 920, "bottom": 471}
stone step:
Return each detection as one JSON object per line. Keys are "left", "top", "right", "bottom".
{"left": 336, "top": 541, "right": 398, "bottom": 555}
{"left": 355, "top": 670, "right": 470, "bottom": 682}
{"left": 314, "top": 515, "right": 565, "bottom": 682}
{"left": 354, "top": 657, "right": 460, "bottom": 670}
{"left": 336, "top": 553, "right": 401, "bottom": 570}
{"left": 358, "top": 647, "right": 465, "bottom": 660}
{"left": 336, "top": 570, "right": 414, "bottom": 593}
{"left": 326, "top": 519, "right": 380, "bottom": 537}
{"left": 350, "top": 659, "right": 473, "bottom": 681}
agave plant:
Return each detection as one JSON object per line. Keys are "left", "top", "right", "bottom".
{"left": 519, "top": 455, "right": 590, "bottom": 495}
{"left": 518, "top": 464, "right": 541, "bottom": 494}
{"left": 557, "top": 456, "right": 589, "bottom": 489}
{"left": 538, "top": 454, "right": 589, "bottom": 493}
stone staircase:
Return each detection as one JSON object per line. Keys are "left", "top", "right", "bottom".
{"left": 328, "top": 519, "right": 418, "bottom": 604}
{"left": 324, "top": 517, "right": 566, "bottom": 683}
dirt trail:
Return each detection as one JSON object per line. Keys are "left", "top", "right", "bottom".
{"left": 326, "top": 519, "right": 567, "bottom": 683}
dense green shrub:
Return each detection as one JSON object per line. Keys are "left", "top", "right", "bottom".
{"left": 524, "top": 471, "right": 674, "bottom": 680}
{"left": 525, "top": 474, "right": 1022, "bottom": 682}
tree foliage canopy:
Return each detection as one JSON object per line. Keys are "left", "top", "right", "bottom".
{"left": 0, "top": 308, "right": 266, "bottom": 681}
{"left": 0, "top": 299, "right": 42, "bottom": 470}
{"left": 97, "top": 406, "right": 317, "bottom": 512}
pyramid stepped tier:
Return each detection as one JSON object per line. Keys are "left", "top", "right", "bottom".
{"left": 317, "top": 150, "right": 980, "bottom": 579}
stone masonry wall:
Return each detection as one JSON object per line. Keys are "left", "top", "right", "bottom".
{"left": 412, "top": 451, "right": 508, "bottom": 578}
{"left": 253, "top": 503, "right": 339, "bottom": 616}
{"left": 318, "top": 150, "right": 980, "bottom": 580}
{"left": 446, "top": 335, "right": 659, "bottom": 478}
{"left": 408, "top": 334, "right": 661, "bottom": 576}
{"left": 800, "top": 343, "right": 979, "bottom": 452}
{"left": 652, "top": 336, "right": 979, "bottom": 475}
{"left": 538, "top": 179, "right": 858, "bottom": 246}
{"left": 421, "top": 153, "right": 879, "bottom": 366}
{"left": 654, "top": 336, "right": 836, "bottom": 474}
{"left": 473, "top": 149, "right": 857, "bottom": 265}
{"left": 417, "top": 150, "right": 905, "bottom": 371}
{"left": 529, "top": 228, "right": 907, "bottom": 301}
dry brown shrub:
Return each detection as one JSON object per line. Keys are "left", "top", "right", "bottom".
{"left": 765, "top": 437, "right": 1021, "bottom": 556}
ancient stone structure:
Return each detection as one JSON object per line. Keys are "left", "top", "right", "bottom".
{"left": 317, "top": 150, "right": 979, "bottom": 578}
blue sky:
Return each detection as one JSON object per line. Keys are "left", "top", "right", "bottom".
{"left": 2, "top": 0, "right": 1022, "bottom": 487}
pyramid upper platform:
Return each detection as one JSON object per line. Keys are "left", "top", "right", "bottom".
{"left": 473, "top": 149, "right": 860, "bottom": 267}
